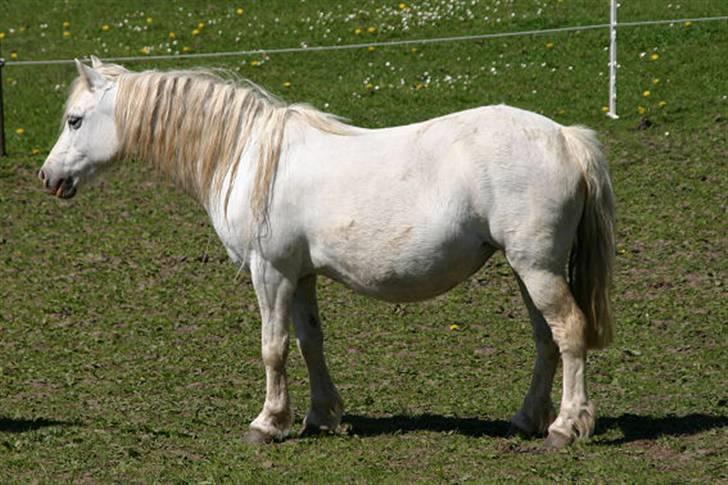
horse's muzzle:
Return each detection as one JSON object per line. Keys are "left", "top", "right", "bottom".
{"left": 39, "top": 170, "right": 77, "bottom": 199}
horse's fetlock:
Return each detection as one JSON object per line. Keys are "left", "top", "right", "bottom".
{"left": 304, "top": 394, "right": 344, "bottom": 433}
{"left": 550, "top": 401, "right": 595, "bottom": 442}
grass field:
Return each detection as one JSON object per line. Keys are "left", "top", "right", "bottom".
{"left": 1, "top": 0, "right": 727, "bottom": 482}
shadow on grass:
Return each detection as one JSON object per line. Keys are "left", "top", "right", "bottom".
{"left": 596, "top": 413, "right": 728, "bottom": 445}
{"left": 342, "top": 413, "right": 728, "bottom": 443}
{"left": 342, "top": 413, "right": 510, "bottom": 438}
{"left": 0, "top": 417, "right": 77, "bottom": 434}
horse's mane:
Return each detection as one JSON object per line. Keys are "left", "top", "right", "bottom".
{"left": 67, "top": 63, "right": 350, "bottom": 221}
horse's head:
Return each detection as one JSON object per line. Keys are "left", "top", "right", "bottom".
{"left": 39, "top": 56, "right": 122, "bottom": 199}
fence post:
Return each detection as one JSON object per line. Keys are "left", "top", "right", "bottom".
{"left": 607, "top": 0, "right": 619, "bottom": 119}
{"left": 0, "top": 55, "right": 6, "bottom": 156}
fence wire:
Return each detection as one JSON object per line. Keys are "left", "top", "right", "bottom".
{"left": 2, "top": 15, "right": 726, "bottom": 67}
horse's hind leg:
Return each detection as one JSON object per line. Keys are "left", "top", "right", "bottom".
{"left": 509, "top": 274, "right": 558, "bottom": 437}
{"left": 510, "top": 266, "right": 595, "bottom": 448}
{"left": 292, "top": 275, "right": 344, "bottom": 436}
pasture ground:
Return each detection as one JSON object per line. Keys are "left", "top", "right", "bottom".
{"left": 1, "top": 1, "right": 726, "bottom": 482}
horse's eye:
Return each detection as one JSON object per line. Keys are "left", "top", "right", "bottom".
{"left": 68, "top": 116, "right": 83, "bottom": 130}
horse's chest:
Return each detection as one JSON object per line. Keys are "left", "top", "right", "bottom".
{"left": 209, "top": 215, "right": 249, "bottom": 267}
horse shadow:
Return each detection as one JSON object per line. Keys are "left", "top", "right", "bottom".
{"left": 595, "top": 413, "right": 728, "bottom": 445}
{"left": 341, "top": 412, "right": 728, "bottom": 444}
{"left": 0, "top": 416, "right": 77, "bottom": 434}
{"left": 342, "top": 413, "right": 511, "bottom": 438}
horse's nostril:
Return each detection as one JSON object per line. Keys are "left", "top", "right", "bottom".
{"left": 39, "top": 169, "right": 46, "bottom": 181}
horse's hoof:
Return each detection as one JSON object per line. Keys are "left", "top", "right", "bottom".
{"left": 298, "top": 424, "right": 334, "bottom": 438}
{"left": 544, "top": 430, "right": 573, "bottom": 449}
{"left": 244, "top": 428, "right": 274, "bottom": 445}
{"left": 507, "top": 422, "right": 530, "bottom": 438}
{"left": 508, "top": 411, "right": 543, "bottom": 438}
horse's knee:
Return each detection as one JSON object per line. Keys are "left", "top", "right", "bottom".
{"left": 262, "top": 337, "right": 290, "bottom": 369}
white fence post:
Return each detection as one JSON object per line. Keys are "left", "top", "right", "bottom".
{"left": 607, "top": 0, "right": 619, "bottom": 119}
{"left": 0, "top": 55, "right": 6, "bottom": 156}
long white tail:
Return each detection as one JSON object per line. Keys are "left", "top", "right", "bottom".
{"left": 561, "top": 126, "right": 616, "bottom": 350}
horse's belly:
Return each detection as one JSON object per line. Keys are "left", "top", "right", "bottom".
{"left": 319, "top": 234, "right": 495, "bottom": 303}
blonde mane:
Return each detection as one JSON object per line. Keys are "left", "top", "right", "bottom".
{"left": 68, "top": 64, "right": 350, "bottom": 223}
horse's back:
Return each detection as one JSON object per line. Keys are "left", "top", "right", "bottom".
{"left": 361, "top": 104, "right": 584, "bottom": 254}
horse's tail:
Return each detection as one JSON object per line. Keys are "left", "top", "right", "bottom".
{"left": 561, "top": 125, "right": 616, "bottom": 350}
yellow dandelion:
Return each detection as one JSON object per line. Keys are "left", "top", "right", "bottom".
{"left": 192, "top": 28, "right": 200, "bottom": 36}
{"left": 282, "top": 81, "right": 291, "bottom": 88}
{"left": 15, "top": 128, "right": 25, "bottom": 136}
{"left": 10, "top": 51, "right": 18, "bottom": 60}
{"left": 410, "top": 47, "right": 417, "bottom": 53}
{"left": 545, "top": 42, "right": 554, "bottom": 48}
{"left": 637, "top": 106, "right": 647, "bottom": 115}
{"left": 368, "top": 46, "right": 376, "bottom": 52}
{"left": 366, "top": 82, "right": 374, "bottom": 90}
{"left": 367, "top": 26, "right": 376, "bottom": 33}
{"left": 63, "top": 21, "right": 71, "bottom": 29}
{"left": 354, "top": 27, "right": 363, "bottom": 35}
{"left": 601, "top": 106, "right": 609, "bottom": 113}
{"left": 139, "top": 46, "right": 150, "bottom": 55}
{"left": 101, "top": 24, "right": 110, "bottom": 32}
{"left": 250, "top": 60, "right": 261, "bottom": 66}
{"left": 650, "top": 53, "right": 659, "bottom": 61}
{"left": 63, "top": 31, "right": 71, "bottom": 38}
{"left": 31, "top": 148, "right": 41, "bottom": 156}
{"left": 236, "top": 7, "right": 244, "bottom": 16}
{"left": 415, "top": 82, "right": 425, "bottom": 90}
{"left": 0, "top": 32, "right": 6, "bottom": 40}
{"left": 168, "top": 31, "right": 176, "bottom": 39}
{"left": 652, "top": 78, "right": 660, "bottom": 85}
{"left": 198, "top": 21, "right": 205, "bottom": 29}
{"left": 449, "top": 324, "right": 460, "bottom": 331}
{"left": 684, "top": 21, "right": 692, "bottom": 27}
{"left": 182, "top": 46, "right": 192, "bottom": 53}
{"left": 146, "top": 17, "right": 153, "bottom": 25}
{"left": 643, "top": 90, "right": 651, "bottom": 97}
{"left": 399, "top": 2, "right": 408, "bottom": 9}
{"left": 658, "top": 100, "right": 667, "bottom": 108}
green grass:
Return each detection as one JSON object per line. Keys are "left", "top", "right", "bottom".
{"left": 1, "top": 0, "right": 727, "bottom": 482}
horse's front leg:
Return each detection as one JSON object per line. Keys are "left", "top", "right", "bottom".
{"left": 292, "top": 275, "right": 344, "bottom": 436}
{"left": 245, "top": 256, "right": 297, "bottom": 444}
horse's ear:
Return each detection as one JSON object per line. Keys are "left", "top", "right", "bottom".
{"left": 90, "top": 55, "right": 103, "bottom": 69}
{"left": 74, "top": 58, "right": 106, "bottom": 92}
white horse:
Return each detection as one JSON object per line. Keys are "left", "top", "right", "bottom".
{"left": 40, "top": 57, "right": 615, "bottom": 448}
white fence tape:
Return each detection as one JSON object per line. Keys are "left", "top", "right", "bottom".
{"left": 0, "top": 11, "right": 724, "bottom": 144}
{"left": 3, "top": 15, "right": 726, "bottom": 67}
